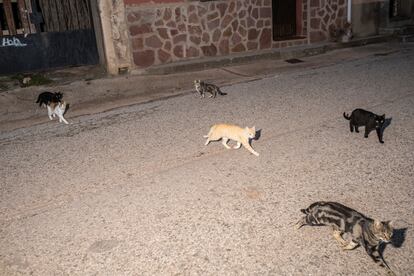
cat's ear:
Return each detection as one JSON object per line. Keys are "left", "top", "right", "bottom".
{"left": 252, "top": 126, "right": 256, "bottom": 132}
{"left": 374, "top": 220, "right": 383, "bottom": 229}
{"left": 385, "top": 220, "right": 393, "bottom": 227}
{"left": 381, "top": 114, "right": 385, "bottom": 118}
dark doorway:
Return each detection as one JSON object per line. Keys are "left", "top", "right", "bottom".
{"left": 272, "top": 0, "right": 297, "bottom": 40}
{"left": 0, "top": 0, "right": 99, "bottom": 75}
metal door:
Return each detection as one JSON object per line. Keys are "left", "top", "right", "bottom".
{"left": 272, "top": 0, "right": 297, "bottom": 40}
{"left": 0, "top": 0, "right": 99, "bottom": 74}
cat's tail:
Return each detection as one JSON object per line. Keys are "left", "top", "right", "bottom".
{"left": 36, "top": 95, "right": 42, "bottom": 106}
{"left": 343, "top": 112, "right": 351, "bottom": 120}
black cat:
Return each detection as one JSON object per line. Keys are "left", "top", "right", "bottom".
{"left": 36, "top": 91, "right": 63, "bottom": 107}
{"left": 343, "top": 109, "right": 385, "bottom": 143}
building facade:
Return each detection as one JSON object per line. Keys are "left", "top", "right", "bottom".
{"left": 0, "top": 0, "right": 412, "bottom": 75}
{"left": 123, "top": 0, "right": 349, "bottom": 68}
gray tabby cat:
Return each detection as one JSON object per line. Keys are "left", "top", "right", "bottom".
{"left": 295, "top": 201, "right": 394, "bottom": 272}
{"left": 330, "top": 22, "right": 353, "bottom": 43}
{"left": 194, "top": 80, "right": 227, "bottom": 98}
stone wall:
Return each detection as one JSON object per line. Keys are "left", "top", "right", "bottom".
{"left": 126, "top": 0, "right": 276, "bottom": 68}
{"left": 124, "top": 0, "right": 344, "bottom": 68}
{"left": 308, "top": 0, "right": 348, "bottom": 42}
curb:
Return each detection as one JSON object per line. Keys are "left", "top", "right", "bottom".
{"left": 139, "top": 35, "right": 396, "bottom": 75}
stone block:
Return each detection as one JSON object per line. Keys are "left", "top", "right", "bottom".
{"left": 173, "top": 34, "right": 187, "bottom": 44}
{"left": 132, "top": 37, "right": 144, "bottom": 50}
{"left": 259, "top": 28, "right": 271, "bottom": 49}
{"left": 231, "top": 43, "right": 246, "bottom": 52}
{"left": 133, "top": 50, "right": 155, "bottom": 67}
{"left": 217, "top": 3, "right": 228, "bottom": 17}
{"left": 190, "top": 35, "right": 201, "bottom": 45}
{"left": 202, "top": 32, "right": 210, "bottom": 43}
{"left": 130, "top": 24, "right": 152, "bottom": 36}
{"left": 187, "top": 46, "right": 200, "bottom": 58}
{"left": 145, "top": 35, "right": 163, "bottom": 48}
{"left": 221, "top": 14, "right": 233, "bottom": 28}
{"left": 260, "top": 7, "right": 271, "bottom": 19}
{"left": 208, "top": 19, "right": 220, "bottom": 30}
{"left": 157, "top": 28, "right": 169, "bottom": 39}
{"left": 248, "top": 28, "right": 259, "bottom": 40}
{"left": 158, "top": 49, "right": 171, "bottom": 63}
{"left": 219, "top": 39, "right": 229, "bottom": 54}
{"left": 231, "top": 33, "right": 242, "bottom": 44}
{"left": 173, "top": 45, "right": 184, "bottom": 58}
{"left": 201, "top": 44, "right": 218, "bottom": 56}
{"left": 213, "top": 29, "right": 221, "bottom": 42}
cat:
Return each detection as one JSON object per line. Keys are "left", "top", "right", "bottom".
{"left": 204, "top": 124, "right": 259, "bottom": 156}
{"left": 295, "top": 201, "right": 394, "bottom": 272}
{"left": 194, "top": 80, "right": 227, "bottom": 98}
{"left": 36, "top": 91, "right": 63, "bottom": 107}
{"left": 343, "top": 109, "right": 386, "bottom": 143}
{"left": 330, "top": 22, "right": 353, "bottom": 43}
{"left": 47, "top": 101, "right": 69, "bottom": 124}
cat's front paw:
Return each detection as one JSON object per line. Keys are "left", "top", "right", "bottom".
{"left": 380, "top": 140, "right": 384, "bottom": 144}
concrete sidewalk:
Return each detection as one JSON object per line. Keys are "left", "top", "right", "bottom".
{"left": 0, "top": 36, "right": 399, "bottom": 132}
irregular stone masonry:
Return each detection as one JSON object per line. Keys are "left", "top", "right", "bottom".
{"left": 308, "top": 0, "right": 348, "bottom": 42}
{"left": 126, "top": 0, "right": 346, "bottom": 68}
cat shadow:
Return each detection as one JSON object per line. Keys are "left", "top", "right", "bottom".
{"left": 390, "top": 227, "right": 407, "bottom": 248}
{"left": 63, "top": 103, "right": 70, "bottom": 116}
{"left": 379, "top": 117, "right": 392, "bottom": 137}
{"left": 378, "top": 227, "right": 407, "bottom": 260}
{"left": 382, "top": 117, "right": 392, "bottom": 131}
{"left": 254, "top": 129, "right": 262, "bottom": 141}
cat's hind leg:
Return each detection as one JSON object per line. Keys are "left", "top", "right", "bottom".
{"left": 59, "top": 116, "right": 69, "bottom": 124}
{"left": 233, "top": 142, "right": 241, "bottom": 149}
{"left": 342, "top": 240, "right": 359, "bottom": 250}
{"left": 222, "top": 137, "right": 231, "bottom": 149}
{"left": 333, "top": 230, "right": 348, "bottom": 247}
{"left": 350, "top": 122, "right": 354, "bottom": 132}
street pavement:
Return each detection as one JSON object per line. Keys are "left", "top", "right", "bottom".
{"left": 1, "top": 41, "right": 414, "bottom": 275}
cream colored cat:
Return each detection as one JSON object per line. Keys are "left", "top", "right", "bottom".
{"left": 204, "top": 124, "right": 259, "bottom": 156}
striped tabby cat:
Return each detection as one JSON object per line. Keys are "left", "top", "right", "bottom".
{"left": 194, "top": 80, "right": 227, "bottom": 98}
{"left": 295, "top": 201, "right": 394, "bottom": 272}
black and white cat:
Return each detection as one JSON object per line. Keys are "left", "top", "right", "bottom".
{"left": 36, "top": 91, "right": 63, "bottom": 107}
{"left": 344, "top": 109, "right": 386, "bottom": 143}
{"left": 194, "top": 80, "right": 227, "bottom": 98}
{"left": 47, "top": 101, "right": 69, "bottom": 124}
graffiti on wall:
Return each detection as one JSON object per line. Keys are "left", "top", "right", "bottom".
{"left": 0, "top": 37, "right": 28, "bottom": 47}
